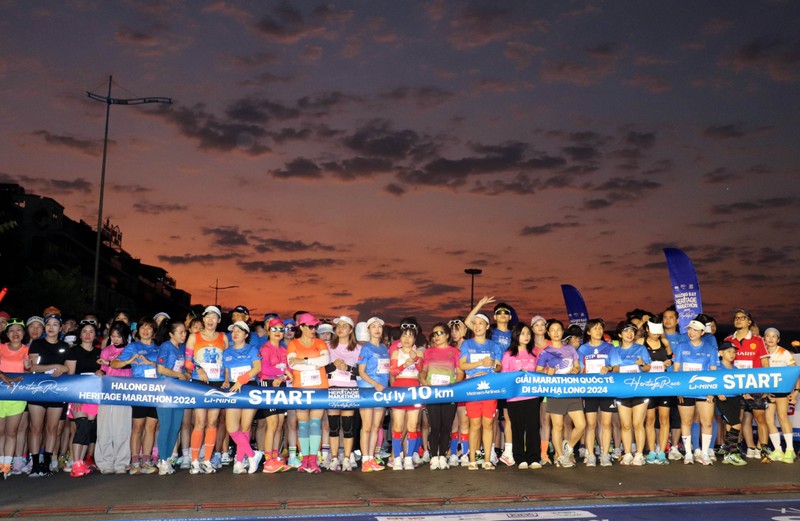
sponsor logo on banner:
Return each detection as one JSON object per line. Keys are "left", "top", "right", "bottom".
{"left": 623, "top": 375, "right": 681, "bottom": 393}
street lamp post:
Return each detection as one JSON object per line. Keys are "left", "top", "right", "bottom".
{"left": 87, "top": 75, "right": 172, "bottom": 310}
{"left": 464, "top": 268, "right": 483, "bottom": 309}
{"left": 210, "top": 278, "right": 239, "bottom": 307}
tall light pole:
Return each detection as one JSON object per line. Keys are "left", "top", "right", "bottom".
{"left": 464, "top": 268, "right": 482, "bottom": 309}
{"left": 210, "top": 278, "right": 239, "bottom": 307}
{"left": 86, "top": 75, "right": 172, "bottom": 310}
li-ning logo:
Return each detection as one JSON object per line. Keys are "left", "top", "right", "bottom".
{"left": 203, "top": 388, "right": 237, "bottom": 403}
{"left": 688, "top": 374, "right": 716, "bottom": 390}
{"left": 476, "top": 381, "right": 490, "bottom": 390}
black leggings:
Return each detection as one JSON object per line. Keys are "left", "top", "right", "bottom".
{"left": 506, "top": 398, "right": 541, "bottom": 465}
{"left": 426, "top": 402, "right": 457, "bottom": 457}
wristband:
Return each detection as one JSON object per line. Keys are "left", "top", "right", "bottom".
{"left": 237, "top": 374, "right": 251, "bottom": 385}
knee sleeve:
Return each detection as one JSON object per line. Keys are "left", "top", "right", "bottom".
{"left": 73, "top": 418, "right": 92, "bottom": 446}
{"left": 341, "top": 415, "right": 355, "bottom": 439}
{"left": 309, "top": 418, "right": 321, "bottom": 437}
{"left": 328, "top": 414, "right": 341, "bottom": 436}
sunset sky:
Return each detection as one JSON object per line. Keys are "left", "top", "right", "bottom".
{"left": 2, "top": 1, "right": 799, "bottom": 331}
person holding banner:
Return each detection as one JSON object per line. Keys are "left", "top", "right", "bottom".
{"left": 96, "top": 321, "right": 133, "bottom": 474}
{"left": 389, "top": 324, "right": 423, "bottom": 471}
{"left": 674, "top": 319, "right": 718, "bottom": 465}
{"left": 358, "top": 317, "right": 390, "bottom": 472}
{"left": 614, "top": 322, "right": 651, "bottom": 466}
{"left": 762, "top": 328, "right": 798, "bottom": 463}
{"left": 154, "top": 320, "right": 188, "bottom": 475}
{"left": 577, "top": 318, "right": 620, "bottom": 467}
{"left": 185, "top": 306, "right": 228, "bottom": 475}
{"left": 287, "top": 313, "right": 329, "bottom": 474}
{"left": 716, "top": 341, "right": 747, "bottom": 466}
{"left": 222, "top": 321, "right": 263, "bottom": 475}
{"left": 421, "top": 322, "right": 461, "bottom": 470}
{"left": 258, "top": 318, "right": 291, "bottom": 473}
{"left": 447, "top": 318, "right": 470, "bottom": 467}
{"left": 324, "top": 316, "right": 360, "bottom": 472}
{"left": 502, "top": 322, "right": 542, "bottom": 469}
{"left": 0, "top": 319, "right": 28, "bottom": 479}
{"left": 725, "top": 309, "right": 770, "bottom": 461}
{"left": 536, "top": 319, "right": 585, "bottom": 469}
{"left": 641, "top": 316, "right": 675, "bottom": 465}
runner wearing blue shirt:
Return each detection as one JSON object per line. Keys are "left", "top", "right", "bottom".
{"left": 155, "top": 321, "right": 188, "bottom": 475}
{"left": 490, "top": 302, "right": 514, "bottom": 466}
{"left": 674, "top": 320, "right": 718, "bottom": 465}
{"left": 358, "top": 317, "right": 390, "bottom": 472}
{"left": 614, "top": 322, "right": 651, "bottom": 466}
{"left": 716, "top": 341, "right": 747, "bottom": 466}
{"left": 577, "top": 318, "right": 620, "bottom": 467}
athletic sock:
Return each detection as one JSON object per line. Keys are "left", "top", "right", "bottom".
{"left": 191, "top": 430, "right": 203, "bottom": 461}
{"left": 392, "top": 431, "right": 404, "bottom": 458}
{"left": 449, "top": 433, "right": 459, "bottom": 455}
{"left": 769, "top": 433, "right": 782, "bottom": 451}
{"left": 309, "top": 418, "right": 322, "bottom": 457}
{"left": 682, "top": 435, "right": 693, "bottom": 454}
{"left": 203, "top": 428, "right": 217, "bottom": 461}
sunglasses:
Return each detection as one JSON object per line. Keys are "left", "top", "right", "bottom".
{"left": 301, "top": 324, "right": 318, "bottom": 330}
{"left": 431, "top": 330, "right": 447, "bottom": 337}
{"left": 80, "top": 319, "right": 98, "bottom": 327}
{"left": 400, "top": 323, "right": 418, "bottom": 331}
{"left": 495, "top": 309, "right": 511, "bottom": 315}
{"left": 269, "top": 326, "right": 285, "bottom": 333}
{"left": 285, "top": 326, "right": 296, "bottom": 331}
{"left": 448, "top": 320, "right": 463, "bottom": 327}
{"left": 7, "top": 318, "right": 25, "bottom": 327}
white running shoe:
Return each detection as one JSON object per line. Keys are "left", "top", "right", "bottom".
{"left": 621, "top": 453, "right": 633, "bottom": 466}
{"left": 189, "top": 460, "right": 202, "bottom": 474}
{"left": 460, "top": 454, "right": 470, "bottom": 467}
{"left": 248, "top": 451, "right": 263, "bottom": 474}
{"left": 632, "top": 453, "right": 645, "bottom": 466}
{"left": 403, "top": 456, "right": 415, "bottom": 470}
{"left": 439, "top": 455, "right": 449, "bottom": 469}
{"left": 499, "top": 451, "right": 515, "bottom": 466}
{"left": 201, "top": 460, "right": 216, "bottom": 474}
{"left": 586, "top": 454, "right": 597, "bottom": 467}
{"left": 422, "top": 450, "right": 431, "bottom": 463}
{"left": 448, "top": 454, "right": 459, "bottom": 468}
{"left": 684, "top": 452, "right": 694, "bottom": 465}
{"left": 232, "top": 461, "right": 246, "bottom": 474}
{"left": 668, "top": 446, "right": 683, "bottom": 461}
{"left": 600, "top": 454, "right": 613, "bottom": 467}
{"left": 430, "top": 457, "right": 440, "bottom": 470}
{"left": 392, "top": 457, "right": 403, "bottom": 471}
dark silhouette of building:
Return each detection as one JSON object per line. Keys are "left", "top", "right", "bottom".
{"left": 0, "top": 182, "right": 191, "bottom": 321}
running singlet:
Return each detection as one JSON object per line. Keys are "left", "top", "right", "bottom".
{"left": 287, "top": 339, "right": 329, "bottom": 389}
{"left": 29, "top": 338, "right": 68, "bottom": 371}
{"left": 327, "top": 343, "right": 361, "bottom": 387}
{"left": 358, "top": 342, "right": 390, "bottom": 388}
{"left": 190, "top": 332, "right": 226, "bottom": 382}
{"left": 674, "top": 341, "right": 718, "bottom": 372}
{"left": 768, "top": 346, "right": 796, "bottom": 367}
{"left": 577, "top": 341, "right": 620, "bottom": 374}
{"left": 615, "top": 344, "right": 652, "bottom": 373}
{"left": 459, "top": 338, "right": 503, "bottom": 379}
{"left": 537, "top": 345, "right": 579, "bottom": 375}
{"left": 0, "top": 343, "right": 28, "bottom": 373}
{"left": 645, "top": 340, "right": 670, "bottom": 373}
{"left": 492, "top": 329, "right": 512, "bottom": 350}
{"left": 391, "top": 348, "right": 422, "bottom": 387}
{"left": 118, "top": 341, "right": 160, "bottom": 378}
{"left": 156, "top": 341, "right": 185, "bottom": 377}
{"left": 224, "top": 344, "right": 261, "bottom": 383}
{"left": 423, "top": 346, "right": 459, "bottom": 386}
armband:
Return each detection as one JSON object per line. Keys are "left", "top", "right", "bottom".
{"left": 237, "top": 374, "right": 251, "bottom": 385}
{"left": 185, "top": 360, "right": 196, "bottom": 372}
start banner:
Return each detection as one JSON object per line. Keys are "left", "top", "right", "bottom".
{"left": 1, "top": 366, "right": 798, "bottom": 409}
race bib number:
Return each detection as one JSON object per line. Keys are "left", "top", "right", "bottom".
{"left": 398, "top": 352, "right": 419, "bottom": 378}
{"left": 230, "top": 366, "right": 250, "bottom": 382}
{"left": 430, "top": 373, "right": 451, "bottom": 386}
{"left": 330, "top": 369, "right": 352, "bottom": 385}
{"left": 469, "top": 353, "right": 490, "bottom": 364}
{"left": 619, "top": 364, "right": 639, "bottom": 374}
{"left": 143, "top": 367, "right": 157, "bottom": 379}
{"left": 650, "top": 361, "right": 665, "bottom": 373}
{"left": 376, "top": 358, "right": 390, "bottom": 374}
{"left": 300, "top": 370, "right": 322, "bottom": 387}
{"left": 585, "top": 358, "right": 605, "bottom": 374}
{"left": 200, "top": 363, "right": 221, "bottom": 380}
{"left": 734, "top": 360, "right": 753, "bottom": 369}
{"left": 682, "top": 362, "right": 702, "bottom": 372}
{"left": 172, "top": 358, "right": 184, "bottom": 372}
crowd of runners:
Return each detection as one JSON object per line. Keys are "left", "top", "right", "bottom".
{"left": 0, "top": 298, "right": 798, "bottom": 479}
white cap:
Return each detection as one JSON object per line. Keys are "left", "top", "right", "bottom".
{"left": 333, "top": 315, "right": 354, "bottom": 328}
{"left": 686, "top": 320, "right": 705, "bottom": 331}
{"left": 153, "top": 312, "right": 170, "bottom": 321}
{"left": 366, "top": 317, "right": 384, "bottom": 328}
{"left": 317, "top": 323, "right": 334, "bottom": 335}
{"left": 203, "top": 306, "right": 222, "bottom": 317}
{"left": 227, "top": 320, "right": 250, "bottom": 333}
{"left": 355, "top": 321, "right": 369, "bottom": 342}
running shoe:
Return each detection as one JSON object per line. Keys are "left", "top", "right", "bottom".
{"left": 69, "top": 461, "right": 88, "bottom": 478}
{"left": 342, "top": 458, "right": 353, "bottom": 472}
{"left": 439, "top": 455, "right": 449, "bottom": 469}
{"left": 782, "top": 450, "right": 796, "bottom": 464}
{"left": 668, "top": 446, "right": 683, "bottom": 461}
{"left": 768, "top": 448, "right": 785, "bottom": 462}
{"left": 63, "top": 459, "right": 73, "bottom": 473}
{"left": 620, "top": 453, "right": 633, "bottom": 466}
{"left": 422, "top": 450, "right": 431, "bottom": 463}
{"left": 23, "top": 458, "right": 33, "bottom": 475}
{"left": 1, "top": 463, "right": 11, "bottom": 480}
{"left": 528, "top": 461, "right": 542, "bottom": 469}
{"left": 189, "top": 460, "right": 202, "bottom": 474}
{"left": 707, "top": 448, "right": 717, "bottom": 462}
{"left": 695, "top": 450, "right": 712, "bottom": 466}
{"left": 722, "top": 453, "right": 747, "bottom": 466}
{"left": 585, "top": 454, "right": 597, "bottom": 467}
{"left": 430, "top": 457, "right": 440, "bottom": 470}
{"left": 448, "top": 454, "right": 459, "bottom": 468}
{"left": 11, "top": 457, "right": 26, "bottom": 475}
{"left": 555, "top": 454, "right": 574, "bottom": 468}
{"left": 499, "top": 451, "right": 515, "bottom": 466}
{"left": 475, "top": 449, "right": 484, "bottom": 464}
{"left": 158, "top": 460, "right": 173, "bottom": 475}
{"left": 599, "top": 454, "right": 612, "bottom": 467}
{"left": 373, "top": 455, "right": 384, "bottom": 466}
{"left": 482, "top": 461, "right": 496, "bottom": 470}
{"left": 210, "top": 453, "right": 223, "bottom": 469}
{"left": 85, "top": 454, "right": 96, "bottom": 470}
{"left": 201, "top": 460, "right": 216, "bottom": 474}
{"left": 490, "top": 449, "right": 498, "bottom": 466}
{"left": 328, "top": 457, "right": 340, "bottom": 472}
{"left": 392, "top": 457, "right": 403, "bottom": 471}
{"left": 233, "top": 461, "right": 246, "bottom": 474}
{"left": 632, "top": 453, "right": 645, "bottom": 466}
{"left": 180, "top": 457, "right": 191, "bottom": 470}
{"left": 403, "top": 456, "right": 415, "bottom": 470}
{"left": 140, "top": 462, "right": 157, "bottom": 474}
{"left": 49, "top": 460, "right": 59, "bottom": 473}
{"left": 261, "top": 459, "right": 279, "bottom": 473}
{"left": 467, "top": 461, "right": 479, "bottom": 470}
{"left": 460, "top": 454, "right": 470, "bottom": 467}
{"left": 683, "top": 451, "right": 694, "bottom": 465}
{"left": 248, "top": 451, "right": 263, "bottom": 474}
{"left": 540, "top": 454, "right": 553, "bottom": 466}
{"left": 307, "top": 459, "right": 322, "bottom": 474}
{"left": 220, "top": 451, "right": 232, "bottom": 466}
{"left": 286, "top": 454, "right": 302, "bottom": 468}
{"left": 656, "top": 451, "right": 669, "bottom": 465}
{"left": 745, "top": 447, "right": 759, "bottom": 459}
{"left": 644, "top": 452, "right": 658, "bottom": 464}
{"left": 518, "top": 462, "right": 529, "bottom": 469}
{"left": 611, "top": 447, "right": 622, "bottom": 460}
{"left": 129, "top": 462, "right": 142, "bottom": 475}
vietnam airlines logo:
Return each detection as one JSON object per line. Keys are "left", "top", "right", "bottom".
{"left": 477, "top": 381, "right": 490, "bottom": 390}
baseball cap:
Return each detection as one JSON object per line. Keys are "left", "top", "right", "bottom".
{"left": 203, "top": 306, "right": 222, "bottom": 317}
{"left": 686, "top": 320, "right": 705, "bottom": 331}
{"left": 530, "top": 315, "right": 546, "bottom": 327}
{"left": 366, "top": 317, "right": 384, "bottom": 328}
{"left": 153, "top": 312, "right": 170, "bottom": 321}
{"left": 232, "top": 305, "right": 250, "bottom": 315}
{"left": 296, "top": 313, "right": 320, "bottom": 326}
{"left": 718, "top": 341, "right": 738, "bottom": 351}
{"left": 267, "top": 318, "right": 284, "bottom": 329}
{"left": 44, "top": 313, "right": 63, "bottom": 324}
{"left": 228, "top": 320, "right": 250, "bottom": 333}
{"left": 333, "top": 315, "right": 355, "bottom": 328}
{"left": 317, "top": 324, "right": 334, "bottom": 335}
{"left": 26, "top": 316, "right": 45, "bottom": 327}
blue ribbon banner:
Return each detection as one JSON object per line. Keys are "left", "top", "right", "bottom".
{"left": 2, "top": 367, "right": 798, "bottom": 409}
{"left": 561, "top": 284, "right": 589, "bottom": 330}
{"left": 663, "top": 247, "right": 703, "bottom": 333}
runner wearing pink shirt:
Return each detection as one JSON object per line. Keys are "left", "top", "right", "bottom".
{"left": 325, "top": 316, "right": 360, "bottom": 472}
{"left": 258, "top": 318, "right": 291, "bottom": 473}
